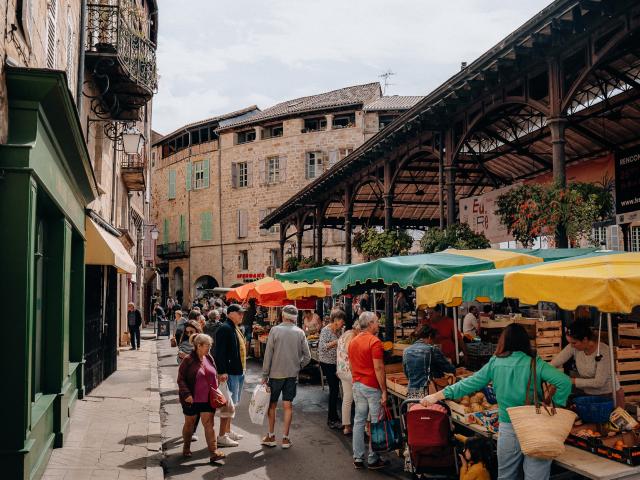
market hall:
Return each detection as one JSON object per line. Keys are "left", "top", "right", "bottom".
{"left": 248, "top": 0, "right": 640, "bottom": 478}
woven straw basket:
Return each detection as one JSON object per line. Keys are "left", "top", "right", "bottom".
{"left": 507, "top": 405, "right": 576, "bottom": 459}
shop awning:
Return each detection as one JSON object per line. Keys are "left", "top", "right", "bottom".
{"left": 85, "top": 218, "right": 136, "bottom": 274}
{"left": 330, "top": 248, "right": 547, "bottom": 295}
{"left": 275, "top": 264, "right": 350, "bottom": 283}
{"left": 416, "top": 251, "right": 626, "bottom": 310}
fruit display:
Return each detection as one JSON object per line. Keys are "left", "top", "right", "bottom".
{"left": 456, "top": 391, "right": 497, "bottom": 414}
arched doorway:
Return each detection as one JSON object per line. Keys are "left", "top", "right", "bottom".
{"left": 194, "top": 275, "right": 219, "bottom": 297}
{"left": 173, "top": 267, "right": 184, "bottom": 305}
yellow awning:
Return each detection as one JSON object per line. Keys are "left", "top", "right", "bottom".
{"left": 444, "top": 248, "right": 543, "bottom": 268}
{"left": 504, "top": 252, "right": 640, "bottom": 313}
{"left": 85, "top": 218, "right": 136, "bottom": 274}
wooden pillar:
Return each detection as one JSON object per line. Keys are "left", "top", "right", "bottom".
{"left": 438, "top": 131, "right": 445, "bottom": 229}
{"left": 445, "top": 130, "right": 457, "bottom": 226}
{"left": 279, "top": 223, "right": 286, "bottom": 268}
{"left": 315, "top": 206, "right": 323, "bottom": 263}
{"left": 548, "top": 117, "right": 568, "bottom": 187}
{"left": 296, "top": 218, "right": 303, "bottom": 261}
{"left": 344, "top": 186, "right": 353, "bottom": 264}
{"left": 383, "top": 161, "right": 394, "bottom": 341}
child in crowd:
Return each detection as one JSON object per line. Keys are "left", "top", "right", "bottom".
{"left": 456, "top": 434, "right": 492, "bottom": 480}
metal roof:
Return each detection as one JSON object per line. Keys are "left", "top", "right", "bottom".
{"left": 217, "top": 83, "right": 382, "bottom": 130}
{"left": 153, "top": 105, "right": 260, "bottom": 145}
{"left": 363, "top": 96, "right": 424, "bottom": 111}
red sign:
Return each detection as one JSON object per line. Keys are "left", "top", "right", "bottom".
{"left": 236, "top": 273, "right": 266, "bottom": 280}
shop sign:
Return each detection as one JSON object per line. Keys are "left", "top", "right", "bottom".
{"left": 615, "top": 147, "right": 640, "bottom": 215}
{"left": 459, "top": 184, "right": 518, "bottom": 244}
{"left": 236, "top": 273, "right": 266, "bottom": 280}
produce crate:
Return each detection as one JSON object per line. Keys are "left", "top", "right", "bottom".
{"left": 618, "top": 324, "right": 640, "bottom": 348}
{"left": 392, "top": 342, "right": 411, "bottom": 357}
{"left": 566, "top": 424, "right": 640, "bottom": 466}
{"left": 385, "top": 362, "right": 404, "bottom": 374}
{"left": 615, "top": 347, "right": 640, "bottom": 402}
{"left": 386, "top": 373, "right": 408, "bottom": 397}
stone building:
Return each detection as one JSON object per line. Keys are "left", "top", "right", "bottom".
{"left": 0, "top": 1, "right": 158, "bottom": 478}
{"left": 151, "top": 83, "right": 422, "bottom": 303}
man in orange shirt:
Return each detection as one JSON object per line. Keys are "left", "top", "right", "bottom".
{"left": 348, "top": 311, "right": 389, "bottom": 470}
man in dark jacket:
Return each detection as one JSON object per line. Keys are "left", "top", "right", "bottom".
{"left": 214, "top": 304, "right": 246, "bottom": 446}
{"left": 127, "top": 302, "right": 143, "bottom": 350}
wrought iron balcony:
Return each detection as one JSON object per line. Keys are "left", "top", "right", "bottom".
{"left": 121, "top": 154, "right": 146, "bottom": 191}
{"left": 85, "top": 3, "right": 157, "bottom": 120}
{"left": 156, "top": 242, "right": 190, "bottom": 259}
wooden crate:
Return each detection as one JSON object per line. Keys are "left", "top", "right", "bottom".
{"left": 615, "top": 347, "right": 640, "bottom": 401}
{"left": 392, "top": 342, "right": 411, "bottom": 357}
{"left": 385, "top": 362, "right": 404, "bottom": 374}
{"left": 386, "top": 373, "right": 408, "bottom": 397}
{"left": 618, "top": 324, "right": 640, "bottom": 348}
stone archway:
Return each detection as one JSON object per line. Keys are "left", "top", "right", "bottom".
{"left": 173, "top": 267, "right": 184, "bottom": 304}
{"left": 194, "top": 275, "right": 219, "bottom": 296}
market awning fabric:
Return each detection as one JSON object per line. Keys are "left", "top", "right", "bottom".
{"left": 226, "top": 278, "right": 330, "bottom": 306}
{"left": 330, "top": 248, "right": 546, "bottom": 295}
{"left": 416, "top": 251, "right": 626, "bottom": 310}
{"left": 275, "top": 264, "right": 350, "bottom": 283}
{"left": 504, "top": 252, "right": 640, "bottom": 313}
{"left": 85, "top": 218, "right": 136, "bottom": 274}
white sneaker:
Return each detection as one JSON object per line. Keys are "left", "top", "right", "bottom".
{"left": 217, "top": 434, "right": 239, "bottom": 447}
{"left": 191, "top": 434, "right": 199, "bottom": 442}
{"left": 228, "top": 430, "right": 244, "bottom": 441}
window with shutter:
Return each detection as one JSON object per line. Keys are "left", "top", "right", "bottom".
{"left": 231, "top": 163, "right": 238, "bottom": 188}
{"left": 46, "top": 0, "right": 57, "bottom": 68}
{"left": 266, "top": 157, "right": 280, "bottom": 184}
{"left": 258, "top": 159, "right": 266, "bottom": 185}
{"left": 179, "top": 215, "right": 186, "bottom": 243}
{"left": 246, "top": 161, "right": 253, "bottom": 187}
{"left": 201, "top": 212, "right": 212, "bottom": 241}
{"left": 306, "top": 152, "right": 323, "bottom": 179}
{"left": 203, "top": 158, "right": 210, "bottom": 188}
{"left": 65, "top": 12, "right": 74, "bottom": 92}
{"left": 237, "top": 209, "right": 248, "bottom": 238}
{"left": 163, "top": 218, "right": 170, "bottom": 244}
{"left": 328, "top": 150, "right": 338, "bottom": 168}
{"left": 186, "top": 162, "right": 192, "bottom": 191}
{"left": 168, "top": 170, "right": 176, "bottom": 199}
{"left": 259, "top": 209, "right": 267, "bottom": 236}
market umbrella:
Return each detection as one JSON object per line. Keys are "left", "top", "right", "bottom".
{"left": 416, "top": 251, "right": 618, "bottom": 309}
{"left": 331, "top": 248, "right": 546, "bottom": 295}
{"left": 254, "top": 279, "right": 330, "bottom": 305}
{"left": 275, "top": 264, "right": 350, "bottom": 283}
{"left": 226, "top": 276, "right": 274, "bottom": 302}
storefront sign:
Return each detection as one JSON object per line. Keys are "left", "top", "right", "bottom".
{"left": 459, "top": 184, "right": 517, "bottom": 244}
{"left": 236, "top": 273, "right": 266, "bottom": 280}
{"left": 615, "top": 147, "right": 640, "bottom": 215}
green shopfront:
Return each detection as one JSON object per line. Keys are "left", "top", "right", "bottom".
{"left": 0, "top": 68, "right": 97, "bottom": 479}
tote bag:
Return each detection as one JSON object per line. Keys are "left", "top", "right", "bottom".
{"left": 370, "top": 406, "right": 403, "bottom": 452}
{"left": 507, "top": 357, "right": 576, "bottom": 459}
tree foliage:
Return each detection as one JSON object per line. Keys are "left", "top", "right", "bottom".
{"left": 354, "top": 228, "right": 414, "bottom": 260}
{"left": 420, "top": 223, "right": 490, "bottom": 253}
{"left": 496, "top": 182, "right": 612, "bottom": 247}
{"left": 282, "top": 255, "right": 338, "bottom": 272}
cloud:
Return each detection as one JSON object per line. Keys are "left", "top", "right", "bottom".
{"left": 152, "top": 0, "right": 550, "bottom": 134}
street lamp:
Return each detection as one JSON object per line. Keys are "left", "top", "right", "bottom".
{"left": 122, "top": 125, "right": 144, "bottom": 155}
{"left": 150, "top": 225, "right": 159, "bottom": 240}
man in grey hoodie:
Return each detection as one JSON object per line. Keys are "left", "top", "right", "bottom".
{"left": 261, "top": 305, "right": 311, "bottom": 449}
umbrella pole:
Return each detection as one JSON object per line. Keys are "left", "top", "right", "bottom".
{"left": 453, "top": 307, "right": 460, "bottom": 365}
{"left": 607, "top": 312, "right": 617, "bottom": 408}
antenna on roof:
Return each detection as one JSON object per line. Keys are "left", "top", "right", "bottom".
{"left": 379, "top": 69, "right": 395, "bottom": 95}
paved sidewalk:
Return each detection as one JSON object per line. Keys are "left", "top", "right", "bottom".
{"left": 43, "top": 328, "right": 164, "bottom": 480}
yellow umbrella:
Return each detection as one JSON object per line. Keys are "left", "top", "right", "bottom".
{"left": 283, "top": 281, "right": 331, "bottom": 300}
{"left": 504, "top": 252, "right": 640, "bottom": 314}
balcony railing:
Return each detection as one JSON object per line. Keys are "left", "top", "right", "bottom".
{"left": 121, "top": 153, "right": 146, "bottom": 191}
{"left": 157, "top": 242, "right": 190, "bottom": 259}
{"left": 85, "top": 3, "right": 157, "bottom": 119}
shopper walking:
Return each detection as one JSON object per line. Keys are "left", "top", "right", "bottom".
{"left": 177, "top": 333, "right": 225, "bottom": 463}
{"left": 127, "top": 302, "right": 143, "bottom": 350}
{"left": 261, "top": 305, "right": 311, "bottom": 449}
{"left": 213, "top": 304, "right": 246, "bottom": 447}
{"left": 421, "top": 324, "right": 572, "bottom": 480}
{"left": 337, "top": 320, "right": 361, "bottom": 435}
{"left": 204, "top": 309, "right": 223, "bottom": 343}
{"left": 349, "top": 311, "right": 388, "bottom": 470}
{"left": 318, "top": 309, "right": 345, "bottom": 429}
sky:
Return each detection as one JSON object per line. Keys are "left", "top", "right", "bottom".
{"left": 152, "top": 0, "right": 552, "bottom": 135}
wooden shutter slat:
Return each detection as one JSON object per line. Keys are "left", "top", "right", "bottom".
{"left": 203, "top": 159, "right": 210, "bottom": 188}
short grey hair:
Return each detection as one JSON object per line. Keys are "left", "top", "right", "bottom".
{"left": 282, "top": 305, "right": 298, "bottom": 322}
{"left": 357, "top": 311, "right": 377, "bottom": 330}
{"left": 190, "top": 333, "right": 213, "bottom": 348}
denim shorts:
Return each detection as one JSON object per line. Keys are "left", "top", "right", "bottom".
{"left": 269, "top": 377, "right": 297, "bottom": 403}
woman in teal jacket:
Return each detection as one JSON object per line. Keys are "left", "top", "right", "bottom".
{"left": 421, "top": 324, "right": 572, "bottom": 480}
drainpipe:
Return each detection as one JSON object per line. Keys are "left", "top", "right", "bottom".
{"left": 76, "top": 0, "right": 87, "bottom": 114}
{"left": 111, "top": 135, "right": 118, "bottom": 224}
{"left": 217, "top": 138, "right": 224, "bottom": 286}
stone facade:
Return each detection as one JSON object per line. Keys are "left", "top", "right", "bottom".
{"left": 151, "top": 86, "right": 422, "bottom": 304}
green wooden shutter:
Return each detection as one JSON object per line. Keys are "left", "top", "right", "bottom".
{"left": 203, "top": 159, "right": 210, "bottom": 188}
{"left": 186, "top": 162, "right": 192, "bottom": 191}
{"left": 179, "top": 215, "right": 186, "bottom": 243}
{"left": 163, "top": 218, "right": 170, "bottom": 244}
{"left": 201, "top": 212, "right": 212, "bottom": 241}
{"left": 168, "top": 170, "right": 176, "bottom": 199}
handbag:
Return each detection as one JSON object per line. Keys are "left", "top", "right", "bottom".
{"left": 201, "top": 359, "right": 227, "bottom": 409}
{"left": 370, "top": 406, "right": 403, "bottom": 452}
{"left": 507, "top": 357, "right": 576, "bottom": 459}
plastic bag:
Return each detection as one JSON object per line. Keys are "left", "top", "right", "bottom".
{"left": 249, "top": 383, "right": 271, "bottom": 425}
{"left": 370, "top": 406, "right": 403, "bottom": 452}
